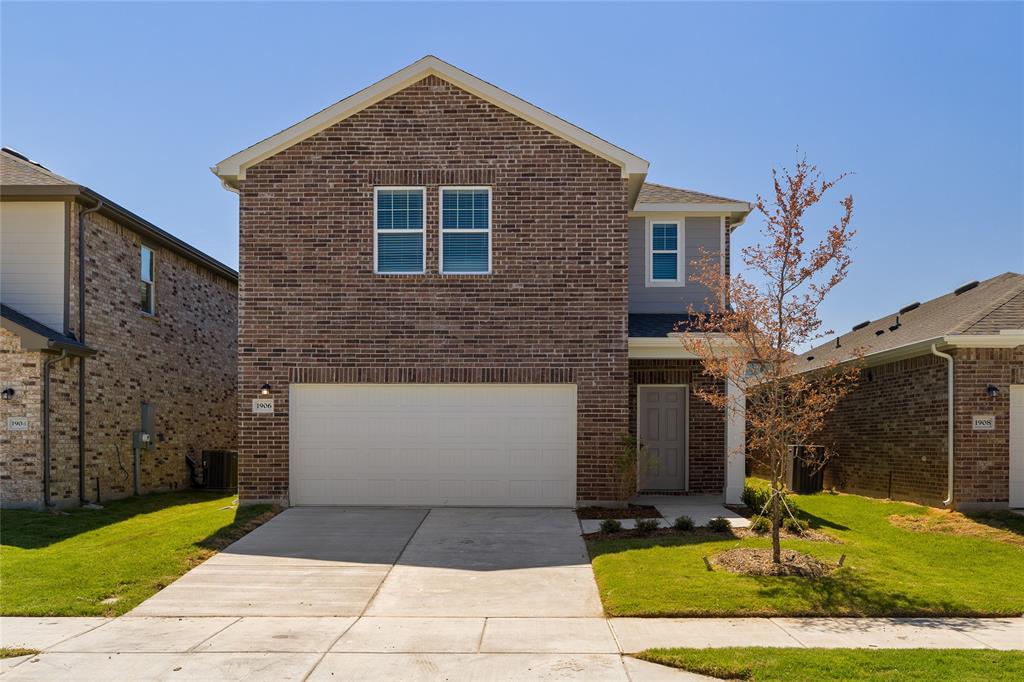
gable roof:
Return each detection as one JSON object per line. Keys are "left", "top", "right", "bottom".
{"left": 212, "top": 55, "right": 649, "bottom": 198}
{"left": 1, "top": 148, "right": 237, "bottom": 283}
{"left": 799, "top": 272, "right": 1024, "bottom": 371}
{"left": 638, "top": 182, "right": 747, "bottom": 206}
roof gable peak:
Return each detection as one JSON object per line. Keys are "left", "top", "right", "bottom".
{"left": 212, "top": 56, "right": 648, "bottom": 195}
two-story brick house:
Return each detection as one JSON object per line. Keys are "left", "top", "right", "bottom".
{"left": 1, "top": 148, "right": 238, "bottom": 509}
{"left": 214, "top": 56, "right": 749, "bottom": 507}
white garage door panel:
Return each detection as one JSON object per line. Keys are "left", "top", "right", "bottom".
{"left": 290, "top": 384, "right": 576, "bottom": 506}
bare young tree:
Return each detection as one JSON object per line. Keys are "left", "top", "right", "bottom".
{"left": 681, "top": 157, "right": 860, "bottom": 564}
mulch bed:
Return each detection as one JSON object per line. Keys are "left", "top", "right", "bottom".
{"left": 712, "top": 548, "right": 833, "bottom": 577}
{"left": 576, "top": 504, "right": 661, "bottom": 519}
{"left": 583, "top": 525, "right": 840, "bottom": 543}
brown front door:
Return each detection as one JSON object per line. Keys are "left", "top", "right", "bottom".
{"left": 637, "top": 386, "right": 687, "bottom": 491}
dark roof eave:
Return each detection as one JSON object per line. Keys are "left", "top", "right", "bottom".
{"left": 0, "top": 184, "right": 238, "bottom": 284}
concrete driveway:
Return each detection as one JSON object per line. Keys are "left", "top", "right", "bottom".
{"left": 132, "top": 506, "right": 601, "bottom": 618}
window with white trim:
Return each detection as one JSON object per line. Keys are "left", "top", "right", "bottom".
{"left": 375, "top": 187, "right": 425, "bottom": 274}
{"left": 140, "top": 245, "right": 155, "bottom": 314}
{"left": 647, "top": 220, "right": 683, "bottom": 285}
{"left": 440, "top": 187, "right": 491, "bottom": 274}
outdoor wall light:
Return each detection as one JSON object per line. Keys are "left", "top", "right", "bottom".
{"left": 1, "top": 387, "right": 14, "bottom": 400}
{"left": 260, "top": 383, "right": 272, "bottom": 396}
{"left": 986, "top": 384, "right": 1001, "bottom": 398}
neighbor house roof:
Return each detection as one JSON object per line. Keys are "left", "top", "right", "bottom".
{"left": 212, "top": 55, "right": 650, "bottom": 203}
{"left": 1, "top": 304, "right": 95, "bottom": 356}
{"left": 1, "top": 148, "right": 237, "bottom": 283}
{"left": 799, "top": 272, "right": 1024, "bottom": 371}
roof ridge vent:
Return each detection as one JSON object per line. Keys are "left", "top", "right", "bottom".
{"left": 954, "top": 281, "right": 979, "bottom": 295}
{"left": 851, "top": 320, "right": 870, "bottom": 331}
{"left": 898, "top": 302, "right": 921, "bottom": 314}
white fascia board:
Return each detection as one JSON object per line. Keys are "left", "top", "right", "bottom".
{"left": 628, "top": 334, "right": 736, "bottom": 359}
{"left": 798, "top": 333, "right": 1024, "bottom": 375}
{"left": 943, "top": 333, "right": 1024, "bottom": 348}
{"left": 213, "top": 55, "right": 649, "bottom": 188}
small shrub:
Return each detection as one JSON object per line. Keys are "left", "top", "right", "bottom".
{"left": 749, "top": 514, "right": 771, "bottom": 534}
{"left": 599, "top": 518, "right": 622, "bottom": 534}
{"left": 783, "top": 516, "right": 810, "bottom": 535}
{"left": 615, "top": 435, "right": 641, "bottom": 503}
{"left": 707, "top": 517, "right": 732, "bottom": 533}
{"left": 742, "top": 480, "right": 799, "bottom": 516}
{"left": 673, "top": 515, "right": 695, "bottom": 531}
{"left": 635, "top": 518, "right": 661, "bottom": 535}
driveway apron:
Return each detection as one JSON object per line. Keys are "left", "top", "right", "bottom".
{"left": 130, "top": 507, "right": 427, "bottom": 617}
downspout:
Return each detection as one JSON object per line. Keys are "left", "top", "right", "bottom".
{"left": 930, "top": 343, "right": 954, "bottom": 506}
{"left": 77, "top": 198, "right": 103, "bottom": 504}
{"left": 42, "top": 350, "right": 69, "bottom": 508}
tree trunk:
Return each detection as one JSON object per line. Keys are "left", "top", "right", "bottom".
{"left": 771, "top": 473, "right": 782, "bottom": 564}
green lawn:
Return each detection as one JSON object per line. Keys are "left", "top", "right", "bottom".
{"left": 588, "top": 482, "right": 1024, "bottom": 617}
{"left": 637, "top": 648, "right": 1024, "bottom": 682}
{"left": 0, "top": 491, "right": 274, "bottom": 616}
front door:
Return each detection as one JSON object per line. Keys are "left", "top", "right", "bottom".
{"left": 637, "top": 386, "right": 687, "bottom": 491}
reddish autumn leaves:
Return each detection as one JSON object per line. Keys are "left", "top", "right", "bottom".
{"left": 681, "top": 157, "right": 860, "bottom": 563}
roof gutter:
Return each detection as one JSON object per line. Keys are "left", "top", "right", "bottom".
{"left": 930, "top": 343, "right": 955, "bottom": 507}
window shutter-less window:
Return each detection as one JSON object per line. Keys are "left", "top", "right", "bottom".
{"left": 441, "top": 188, "right": 490, "bottom": 274}
{"left": 376, "top": 188, "right": 425, "bottom": 273}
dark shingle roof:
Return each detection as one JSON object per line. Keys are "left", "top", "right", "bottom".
{"left": 800, "top": 272, "right": 1024, "bottom": 370}
{"left": 638, "top": 182, "right": 749, "bottom": 206}
{"left": 629, "top": 314, "right": 705, "bottom": 338}
{"left": 0, "top": 148, "right": 75, "bottom": 186}
{"left": 1, "top": 304, "right": 95, "bottom": 356}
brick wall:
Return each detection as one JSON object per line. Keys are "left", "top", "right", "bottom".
{"left": 815, "top": 347, "right": 1022, "bottom": 508}
{"left": 952, "top": 346, "right": 1022, "bottom": 506}
{"left": 0, "top": 202, "right": 237, "bottom": 509}
{"left": 628, "top": 359, "right": 725, "bottom": 494}
{"left": 237, "top": 75, "right": 629, "bottom": 503}
{"left": 816, "top": 354, "right": 949, "bottom": 505}
{"left": 67, "top": 204, "right": 238, "bottom": 503}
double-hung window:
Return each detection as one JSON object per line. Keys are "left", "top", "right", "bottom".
{"left": 440, "top": 187, "right": 491, "bottom": 274}
{"left": 375, "top": 187, "right": 425, "bottom": 274}
{"left": 140, "top": 245, "right": 156, "bottom": 314}
{"left": 647, "top": 220, "right": 683, "bottom": 286}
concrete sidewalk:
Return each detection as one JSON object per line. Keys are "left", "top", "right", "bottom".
{"left": 2, "top": 616, "right": 1021, "bottom": 680}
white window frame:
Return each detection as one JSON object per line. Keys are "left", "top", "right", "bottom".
{"left": 140, "top": 245, "right": 156, "bottom": 314}
{"left": 373, "top": 186, "right": 427, "bottom": 275}
{"left": 645, "top": 218, "right": 685, "bottom": 287}
{"left": 438, "top": 186, "right": 492, "bottom": 275}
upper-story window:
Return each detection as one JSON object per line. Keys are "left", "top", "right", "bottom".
{"left": 375, "top": 187, "right": 425, "bottom": 274}
{"left": 140, "top": 245, "right": 156, "bottom": 314}
{"left": 440, "top": 187, "right": 491, "bottom": 274}
{"left": 646, "top": 220, "right": 684, "bottom": 286}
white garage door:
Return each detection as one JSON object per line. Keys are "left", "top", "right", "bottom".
{"left": 289, "top": 384, "right": 577, "bottom": 506}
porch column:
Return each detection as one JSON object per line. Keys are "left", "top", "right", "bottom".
{"left": 724, "top": 378, "right": 746, "bottom": 504}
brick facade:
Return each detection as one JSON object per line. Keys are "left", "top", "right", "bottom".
{"left": 0, "top": 201, "right": 237, "bottom": 509}
{"left": 237, "top": 75, "right": 630, "bottom": 504}
{"left": 814, "top": 347, "right": 1021, "bottom": 508}
{"left": 628, "top": 359, "right": 726, "bottom": 494}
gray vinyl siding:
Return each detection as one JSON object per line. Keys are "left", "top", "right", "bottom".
{"left": 628, "top": 216, "right": 721, "bottom": 314}
{"left": 0, "top": 201, "right": 66, "bottom": 330}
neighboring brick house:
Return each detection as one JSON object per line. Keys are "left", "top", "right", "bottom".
{"left": 213, "top": 56, "right": 750, "bottom": 507}
{"left": 1, "top": 148, "right": 238, "bottom": 509}
{"left": 797, "top": 272, "right": 1024, "bottom": 509}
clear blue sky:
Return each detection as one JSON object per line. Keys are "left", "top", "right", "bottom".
{"left": 3, "top": 1, "right": 1021, "bottom": 340}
